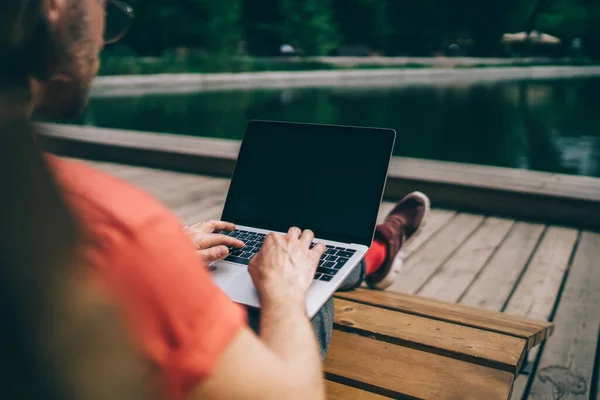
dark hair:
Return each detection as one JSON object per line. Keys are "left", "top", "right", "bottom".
{"left": 0, "top": 117, "right": 78, "bottom": 399}
{"left": 0, "top": 0, "right": 59, "bottom": 91}
{"left": 0, "top": 118, "right": 152, "bottom": 399}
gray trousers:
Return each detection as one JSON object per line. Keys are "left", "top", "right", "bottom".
{"left": 247, "top": 260, "right": 367, "bottom": 358}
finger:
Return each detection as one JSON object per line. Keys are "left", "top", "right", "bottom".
{"left": 196, "top": 234, "right": 245, "bottom": 249}
{"left": 261, "top": 232, "right": 276, "bottom": 246}
{"left": 264, "top": 232, "right": 277, "bottom": 243}
{"left": 299, "top": 229, "right": 314, "bottom": 247}
{"left": 197, "top": 246, "right": 229, "bottom": 263}
{"left": 184, "top": 221, "right": 204, "bottom": 232}
{"left": 207, "top": 220, "right": 236, "bottom": 233}
{"left": 287, "top": 227, "right": 302, "bottom": 240}
{"left": 311, "top": 243, "right": 326, "bottom": 258}
{"left": 185, "top": 221, "right": 213, "bottom": 234}
{"left": 198, "top": 220, "right": 236, "bottom": 234}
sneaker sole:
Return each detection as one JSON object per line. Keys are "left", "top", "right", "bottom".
{"left": 370, "top": 192, "right": 431, "bottom": 290}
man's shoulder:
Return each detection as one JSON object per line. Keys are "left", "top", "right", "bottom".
{"left": 47, "top": 156, "right": 175, "bottom": 231}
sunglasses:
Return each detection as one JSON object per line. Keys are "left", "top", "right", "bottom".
{"left": 104, "top": 0, "right": 135, "bottom": 45}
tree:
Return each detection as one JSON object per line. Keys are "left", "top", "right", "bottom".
{"left": 333, "top": 0, "right": 392, "bottom": 53}
{"left": 577, "top": 0, "right": 600, "bottom": 58}
{"left": 200, "top": 0, "right": 244, "bottom": 54}
{"left": 387, "top": 0, "right": 453, "bottom": 56}
{"left": 278, "top": 0, "right": 339, "bottom": 56}
{"left": 107, "top": 0, "right": 599, "bottom": 60}
{"left": 537, "top": 0, "right": 589, "bottom": 39}
{"left": 242, "top": 0, "right": 282, "bottom": 56}
{"left": 455, "top": 0, "right": 524, "bottom": 56}
{"left": 117, "top": 0, "right": 243, "bottom": 56}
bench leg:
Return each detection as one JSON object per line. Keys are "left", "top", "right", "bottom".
{"left": 520, "top": 351, "right": 533, "bottom": 375}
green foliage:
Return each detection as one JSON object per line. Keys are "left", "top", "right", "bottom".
{"left": 333, "top": 0, "right": 392, "bottom": 53}
{"left": 98, "top": 55, "right": 339, "bottom": 75}
{"left": 241, "top": 0, "right": 281, "bottom": 55}
{"left": 581, "top": 1, "right": 600, "bottom": 59}
{"left": 463, "top": 0, "right": 525, "bottom": 56}
{"left": 118, "top": 0, "right": 242, "bottom": 55}
{"left": 202, "top": 1, "right": 244, "bottom": 54}
{"left": 538, "top": 0, "right": 590, "bottom": 38}
{"left": 104, "top": 0, "right": 599, "bottom": 62}
{"left": 388, "top": 0, "right": 448, "bottom": 56}
{"left": 278, "top": 0, "right": 339, "bottom": 56}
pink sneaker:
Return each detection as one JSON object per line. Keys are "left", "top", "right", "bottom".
{"left": 366, "top": 192, "right": 430, "bottom": 290}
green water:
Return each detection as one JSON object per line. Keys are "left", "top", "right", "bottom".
{"left": 79, "top": 78, "right": 600, "bottom": 177}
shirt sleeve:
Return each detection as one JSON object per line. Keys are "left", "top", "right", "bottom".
{"left": 91, "top": 211, "right": 247, "bottom": 399}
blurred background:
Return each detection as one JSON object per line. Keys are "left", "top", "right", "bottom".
{"left": 100, "top": 0, "right": 600, "bottom": 66}
{"left": 73, "top": 0, "right": 600, "bottom": 177}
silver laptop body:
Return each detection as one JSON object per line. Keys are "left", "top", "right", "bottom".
{"left": 210, "top": 120, "right": 396, "bottom": 318}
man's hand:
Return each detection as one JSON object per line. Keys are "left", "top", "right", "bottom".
{"left": 190, "top": 226, "right": 327, "bottom": 400}
{"left": 185, "top": 220, "right": 245, "bottom": 264}
{"left": 248, "top": 227, "right": 326, "bottom": 305}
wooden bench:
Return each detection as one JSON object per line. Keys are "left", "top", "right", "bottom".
{"left": 325, "top": 289, "right": 554, "bottom": 400}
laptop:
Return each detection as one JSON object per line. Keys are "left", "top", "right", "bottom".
{"left": 210, "top": 120, "right": 396, "bottom": 318}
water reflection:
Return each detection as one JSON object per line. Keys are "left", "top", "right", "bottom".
{"left": 78, "top": 78, "right": 600, "bottom": 177}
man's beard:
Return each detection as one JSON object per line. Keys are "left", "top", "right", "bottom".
{"left": 35, "top": 70, "right": 94, "bottom": 120}
{"left": 35, "top": 2, "right": 98, "bottom": 120}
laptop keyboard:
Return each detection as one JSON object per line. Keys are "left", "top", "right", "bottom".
{"left": 221, "top": 229, "right": 356, "bottom": 282}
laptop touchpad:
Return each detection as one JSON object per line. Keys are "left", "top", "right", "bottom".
{"left": 229, "top": 272, "right": 261, "bottom": 309}
{"left": 209, "top": 262, "right": 246, "bottom": 290}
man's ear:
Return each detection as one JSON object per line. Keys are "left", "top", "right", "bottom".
{"left": 44, "top": 0, "right": 69, "bottom": 25}
{"left": 21, "top": 0, "right": 62, "bottom": 82}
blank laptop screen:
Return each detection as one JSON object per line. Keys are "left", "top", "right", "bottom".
{"left": 221, "top": 121, "right": 396, "bottom": 246}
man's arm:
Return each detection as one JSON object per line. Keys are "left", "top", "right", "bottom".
{"left": 188, "top": 228, "right": 326, "bottom": 400}
{"left": 259, "top": 293, "right": 324, "bottom": 391}
{"left": 190, "top": 324, "right": 324, "bottom": 400}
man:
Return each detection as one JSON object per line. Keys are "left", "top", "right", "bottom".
{"left": 1, "top": 1, "right": 429, "bottom": 399}
{"left": 0, "top": 120, "right": 150, "bottom": 400}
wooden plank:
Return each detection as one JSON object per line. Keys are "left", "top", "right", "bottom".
{"left": 140, "top": 175, "right": 225, "bottom": 208}
{"left": 500, "top": 230, "right": 580, "bottom": 397}
{"left": 40, "top": 123, "right": 241, "bottom": 177}
{"left": 128, "top": 170, "right": 200, "bottom": 198}
{"left": 41, "top": 123, "right": 241, "bottom": 161}
{"left": 84, "top": 159, "right": 155, "bottom": 181}
{"left": 326, "top": 381, "right": 391, "bottom": 400}
{"left": 85, "top": 160, "right": 231, "bottom": 213}
{"left": 418, "top": 217, "right": 514, "bottom": 303}
{"left": 180, "top": 203, "right": 225, "bottom": 226}
{"left": 325, "top": 330, "right": 515, "bottom": 400}
{"left": 78, "top": 158, "right": 126, "bottom": 170}
{"left": 388, "top": 213, "right": 485, "bottom": 294}
{"left": 88, "top": 67, "right": 600, "bottom": 97}
{"left": 387, "top": 157, "right": 600, "bottom": 202}
{"left": 81, "top": 159, "right": 133, "bottom": 175}
{"left": 334, "top": 299, "right": 526, "bottom": 373}
{"left": 402, "top": 209, "right": 457, "bottom": 259}
{"left": 528, "top": 232, "right": 600, "bottom": 400}
{"left": 42, "top": 124, "right": 600, "bottom": 229}
{"left": 460, "top": 222, "right": 546, "bottom": 311}
{"left": 45, "top": 124, "right": 600, "bottom": 202}
{"left": 377, "top": 204, "right": 457, "bottom": 258}
{"left": 504, "top": 227, "right": 579, "bottom": 324}
{"left": 124, "top": 167, "right": 191, "bottom": 187}
{"left": 335, "top": 289, "right": 553, "bottom": 350}
{"left": 155, "top": 177, "right": 229, "bottom": 209}
{"left": 174, "top": 195, "right": 227, "bottom": 225}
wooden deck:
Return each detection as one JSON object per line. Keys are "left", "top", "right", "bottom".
{"left": 39, "top": 123, "right": 600, "bottom": 229}
{"left": 82, "top": 159, "right": 600, "bottom": 400}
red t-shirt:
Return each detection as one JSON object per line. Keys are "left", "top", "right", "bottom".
{"left": 48, "top": 156, "right": 246, "bottom": 399}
